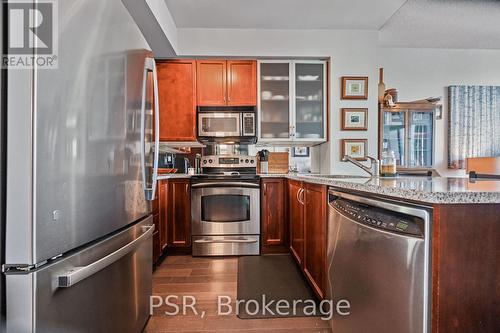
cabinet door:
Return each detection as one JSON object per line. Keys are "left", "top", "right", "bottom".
{"left": 158, "top": 180, "right": 169, "bottom": 250}
{"left": 227, "top": 60, "right": 256, "bottom": 106}
{"left": 288, "top": 180, "right": 304, "bottom": 265}
{"left": 261, "top": 178, "right": 287, "bottom": 252}
{"left": 294, "top": 62, "right": 326, "bottom": 141}
{"left": 157, "top": 60, "right": 197, "bottom": 141}
{"left": 153, "top": 214, "right": 160, "bottom": 264}
{"left": 196, "top": 60, "right": 227, "bottom": 106}
{"left": 408, "top": 111, "right": 434, "bottom": 167}
{"left": 259, "top": 61, "right": 292, "bottom": 140}
{"left": 303, "top": 183, "right": 327, "bottom": 299}
{"left": 382, "top": 111, "right": 406, "bottom": 166}
{"left": 168, "top": 179, "right": 191, "bottom": 247}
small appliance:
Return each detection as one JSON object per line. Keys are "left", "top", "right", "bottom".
{"left": 258, "top": 150, "right": 269, "bottom": 174}
{"left": 197, "top": 106, "right": 257, "bottom": 144}
{"left": 174, "top": 156, "right": 190, "bottom": 173}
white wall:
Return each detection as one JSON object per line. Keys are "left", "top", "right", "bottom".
{"left": 179, "top": 28, "right": 379, "bottom": 176}
{"left": 178, "top": 28, "right": 500, "bottom": 176}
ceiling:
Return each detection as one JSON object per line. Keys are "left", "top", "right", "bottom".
{"left": 164, "top": 0, "right": 407, "bottom": 30}
{"left": 379, "top": 0, "right": 500, "bottom": 49}
{"left": 163, "top": 0, "right": 500, "bottom": 49}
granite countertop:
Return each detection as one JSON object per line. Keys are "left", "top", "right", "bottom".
{"left": 156, "top": 172, "right": 500, "bottom": 204}
{"left": 286, "top": 174, "right": 500, "bottom": 204}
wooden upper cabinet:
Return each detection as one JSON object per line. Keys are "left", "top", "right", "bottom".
{"left": 196, "top": 60, "right": 257, "bottom": 106}
{"left": 157, "top": 60, "right": 197, "bottom": 141}
{"left": 261, "top": 178, "right": 286, "bottom": 252}
{"left": 227, "top": 60, "right": 257, "bottom": 106}
{"left": 196, "top": 60, "right": 227, "bottom": 106}
{"left": 168, "top": 179, "right": 191, "bottom": 247}
{"left": 303, "top": 182, "right": 327, "bottom": 299}
{"left": 288, "top": 179, "right": 304, "bottom": 265}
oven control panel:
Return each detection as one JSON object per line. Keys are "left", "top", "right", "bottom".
{"left": 202, "top": 155, "right": 256, "bottom": 168}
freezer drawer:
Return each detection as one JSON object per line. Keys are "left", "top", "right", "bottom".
{"left": 6, "top": 216, "right": 154, "bottom": 333}
{"left": 192, "top": 235, "right": 260, "bottom": 256}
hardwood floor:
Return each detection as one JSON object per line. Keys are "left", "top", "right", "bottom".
{"left": 145, "top": 255, "right": 332, "bottom": 333}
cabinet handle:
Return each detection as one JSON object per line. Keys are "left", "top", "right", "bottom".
{"left": 300, "top": 188, "right": 305, "bottom": 205}
{"left": 297, "top": 188, "right": 305, "bottom": 205}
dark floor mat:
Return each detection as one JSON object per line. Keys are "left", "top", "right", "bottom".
{"left": 237, "top": 254, "right": 320, "bottom": 319}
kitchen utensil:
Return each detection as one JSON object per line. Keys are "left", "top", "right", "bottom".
{"left": 268, "top": 152, "right": 289, "bottom": 174}
{"left": 258, "top": 150, "right": 270, "bottom": 174}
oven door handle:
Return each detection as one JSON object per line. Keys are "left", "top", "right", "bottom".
{"left": 191, "top": 182, "right": 260, "bottom": 189}
{"left": 193, "top": 238, "right": 258, "bottom": 244}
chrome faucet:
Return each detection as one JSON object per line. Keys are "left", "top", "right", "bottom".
{"left": 342, "top": 155, "right": 380, "bottom": 177}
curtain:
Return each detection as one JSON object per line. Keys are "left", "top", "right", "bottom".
{"left": 448, "top": 85, "right": 500, "bottom": 169}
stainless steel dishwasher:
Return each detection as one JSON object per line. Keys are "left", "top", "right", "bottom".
{"left": 327, "top": 189, "right": 431, "bottom": 333}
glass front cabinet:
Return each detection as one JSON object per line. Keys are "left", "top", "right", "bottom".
{"left": 258, "top": 60, "right": 327, "bottom": 145}
{"left": 380, "top": 104, "right": 436, "bottom": 169}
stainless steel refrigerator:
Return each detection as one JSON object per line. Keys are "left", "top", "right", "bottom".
{"left": 2, "top": 0, "right": 160, "bottom": 332}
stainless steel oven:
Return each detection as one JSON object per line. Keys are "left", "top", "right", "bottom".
{"left": 191, "top": 155, "right": 260, "bottom": 256}
{"left": 192, "top": 182, "right": 260, "bottom": 235}
{"left": 197, "top": 107, "right": 257, "bottom": 144}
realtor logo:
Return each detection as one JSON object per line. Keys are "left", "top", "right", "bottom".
{"left": 2, "top": 0, "right": 58, "bottom": 68}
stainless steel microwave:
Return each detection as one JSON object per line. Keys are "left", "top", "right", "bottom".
{"left": 197, "top": 107, "right": 257, "bottom": 144}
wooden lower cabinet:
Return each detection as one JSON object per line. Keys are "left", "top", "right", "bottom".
{"left": 287, "top": 179, "right": 327, "bottom": 299}
{"left": 152, "top": 214, "right": 161, "bottom": 263}
{"left": 168, "top": 179, "right": 191, "bottom": 247}
{"left": 153, "top": 178, "right": 191, "bottom": 264}
{"left": 431, "top": 203, "right": 500, "bottom": 332}
{"left": 303, "top": 182, "right": 327, "bottom": 299}
{"left": 288, "top": 179, "right": 305, "bottom": 265}
{"left": 158, "top": 180, "right": 169, "bottom": 250}
{"left": 261, "top": 178, "right": 287, "bottom": 253}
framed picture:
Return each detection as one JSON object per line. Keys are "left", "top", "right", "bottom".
{"left": 341, "top": 139, "right": 367, "bottom": 161}
{"left": 342, "top": 108, "right": 368, "bottom": 130}
{"left": 292, "top": 147, "right": 310, "bottom": 157}
{"left": 341, "top": 76, "right": 368, "bottom": 100}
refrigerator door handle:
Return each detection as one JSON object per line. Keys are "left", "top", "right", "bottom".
{"left": 140, "top": 57, "right": 160, "bottom": 201}
{"left": 57, "top": 224, "right": 155, "bottom": 288}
